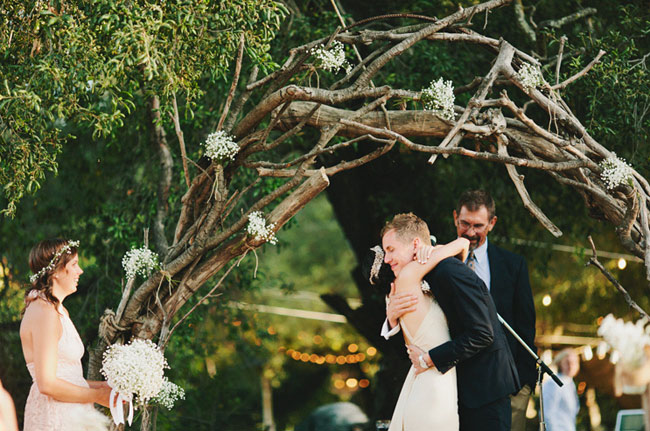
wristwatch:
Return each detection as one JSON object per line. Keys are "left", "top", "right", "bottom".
{"left": 418, "top": 354, "right": 429, "bottom": 369}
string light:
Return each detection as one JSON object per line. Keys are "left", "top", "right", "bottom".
{"left": 542, "top": 295, "right": 552, "bottom": 307}
{"left": 281, "top": 346, "right": 375, "bottom": 365}
{"left": 617, "top": 258, "right": 627, "bottom": 270}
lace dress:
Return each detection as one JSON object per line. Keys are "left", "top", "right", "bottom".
{"left": 23, "top": 304, "right": 108, "bottom": 431}
{"left": 388, "top": 296, "right": 460, "bottom": 431}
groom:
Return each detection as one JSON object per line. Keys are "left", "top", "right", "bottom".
{"left": 381, "top": 213, "right": 519, "bottom": 431}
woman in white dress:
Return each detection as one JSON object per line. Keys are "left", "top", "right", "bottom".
{"left": 371, "top": 215, "right": 469, "bottom": 431}
{"left": 20, "top": 239, "right": 111, "bottom": 431}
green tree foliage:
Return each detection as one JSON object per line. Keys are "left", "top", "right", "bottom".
{"left": 0, "top": 0, "right": 286, "bottom": 216}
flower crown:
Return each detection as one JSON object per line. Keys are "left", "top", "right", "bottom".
{"left": 29, "top": 240, "right": 80, "bottom": 283}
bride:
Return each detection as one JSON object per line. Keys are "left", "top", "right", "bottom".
{"left": 371, "top": 213, "right": 469, "bottom": 431}
{"left": 20, "top": 239, "right": 111, "bottom": 431}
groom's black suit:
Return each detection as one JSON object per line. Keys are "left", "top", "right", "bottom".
{"left": 424, "top": 257, "right": 519, "bottom": 429}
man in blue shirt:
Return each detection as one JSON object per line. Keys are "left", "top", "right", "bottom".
{"left": 543, "top": 349, "right": 580, "bottom": 431}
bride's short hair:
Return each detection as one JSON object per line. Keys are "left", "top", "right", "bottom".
{"left": 380, "top": 213, "right": 430, "bottom": 242}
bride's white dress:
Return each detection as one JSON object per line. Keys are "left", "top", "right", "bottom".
{"left": 23, "top": 303, "right": 108, "bottom": 431}
{"left": 388, "top": 295, "right": 459, "bottom": 431}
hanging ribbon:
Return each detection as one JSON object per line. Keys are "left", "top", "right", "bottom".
{"left": 108, "top": 384, "right": 134, "bottom": 426}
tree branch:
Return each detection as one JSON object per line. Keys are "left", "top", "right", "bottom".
{"left": 555, "top": 35, "right": 567, "bottom": 86}
{"left": 148, "top": 95, "right": 172, "bottom": 256}
{"left": 551, "top": 50, "right": 606, "bottom": 90}
{"left": 429, "top": 41, "right": 515, "bottom": 164}
{"left": 217, "top": 33, "right": 246, "bottom": 132}
{"left": 539, "top": 8, "right": 597, "bottom": 29}
{"left": 585, "top": 235, "right": 649, "bottom": 320}
{"left": 513, "top": 0, "right": 536, "bottom": 43}
{"left": 169, "top": 94, "right": 191, "bottom": 188}
{"left": 497, "top": 134, "right": 562, "bottom": 236}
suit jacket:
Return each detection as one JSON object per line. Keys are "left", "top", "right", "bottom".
{"left": 488, "top": 243, "right": 537, "bottom": 388}
{"left": 425, "top": 257, "right": 520, "bottom": 409}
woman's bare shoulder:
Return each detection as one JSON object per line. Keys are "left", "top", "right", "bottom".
{"left": 22, "top": 299, "right": 60, "bottom": 328}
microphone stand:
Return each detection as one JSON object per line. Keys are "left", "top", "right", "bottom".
{"left": 497, "top": 314, "right": 563, "bottom": 431}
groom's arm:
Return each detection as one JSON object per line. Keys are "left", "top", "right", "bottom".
{"left": 426, "top": 259, "right": 495, "bottom": 374}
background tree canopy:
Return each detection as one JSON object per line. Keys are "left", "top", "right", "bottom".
{"left": 0, "top": 0, "right": 648, "bottom": 430}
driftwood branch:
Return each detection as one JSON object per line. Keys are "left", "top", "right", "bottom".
{"left": 585, "top": 235, "right": 649, "bottom": 320}
{"left": 429, "top": 42, "right": 515, "bottom": 164}
{"left": 552, "top": 50, "right": 606, "bottom": 90}
{"left": 497, "top": 134, "right": 562, "bottom": 236}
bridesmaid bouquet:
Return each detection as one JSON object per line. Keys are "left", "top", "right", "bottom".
{"left": 101, "top": 339, "right": 178, "bottom": 425}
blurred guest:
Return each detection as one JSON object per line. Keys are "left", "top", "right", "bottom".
{"left": 542, "top": 348, "right": 580, "bottom": 431}
{"left": 0, "top": 378, "right": 18, "bottom": 431}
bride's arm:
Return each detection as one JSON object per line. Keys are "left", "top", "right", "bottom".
{"left": 399, "top": 238, "right": 470, "bottom": 283}
{"left": 27, "top": 303, "right": 112, "bottom": 407}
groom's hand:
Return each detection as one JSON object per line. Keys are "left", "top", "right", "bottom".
{"left": 407, "top": 344, "right": 435, "bottom": 375}
{"left": 387, "top": 283, "right": 417, "bottom": 328}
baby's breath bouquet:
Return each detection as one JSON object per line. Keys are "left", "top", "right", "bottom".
{"left": 122, "top": 246, "right": 159, "bottom": 281}
{"left": 421, "top": 78, "right": 455, "bottom": 121}
{"left": 598, "top": 314, "right": 650, "bottom": 369}
{"left": 152, "top": 378, "right": 186, "bottom": 410}
{"left": 101, "top": 339, "right": 172, "bottom": 425}
{"left": 598, "top": 314, "right": 650, "bottom": 395}
{"left": 310, "top": 40, "right": 352, "bottom": 74}
{"left": 600, "top": 153, "right": 634, "bottom": 190}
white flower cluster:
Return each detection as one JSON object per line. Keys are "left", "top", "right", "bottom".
{"left": 515, "top": 62, "right": 545, "bottom": 91}
{"left": 101, "top": 339, "right": 169, "bottom": 406}
{"left": 600, "top": 153, "right": 634, "bottom": 190}
{"left": 311, "top": 40, "right": 352, "bottom": 74}
{"left": 421, "top": 78, "right": 455, "bottom": 121}
{"left": 153, "top": 378, "right": 185, "bottom": 410}
{"left": 122, "top": 246, "right": 159, "bottom": 280}
{"left": 598, "top": 314, "right": 650, "bottom": 368}
{"left": 247, "top": 211, "right": 277, "bottom": 245}
{"left": 203, "top": 130, "right": 239, "bottom": 162}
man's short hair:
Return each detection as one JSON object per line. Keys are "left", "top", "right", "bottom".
{"left": 456, "top": 190, "right": 496, "bottom": 219}
{"left": 380, "top": 213, "right": 430, "bottom": 243}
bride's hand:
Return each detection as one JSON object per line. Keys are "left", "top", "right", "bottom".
{"left": 415, "top": 245, "right": 435, "bottom": 264}
{"left": 406, "top": 344, "right": 435, "bottom": 375}
{"left": 458, "top": 238, "right": 470, "bottom": 262}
